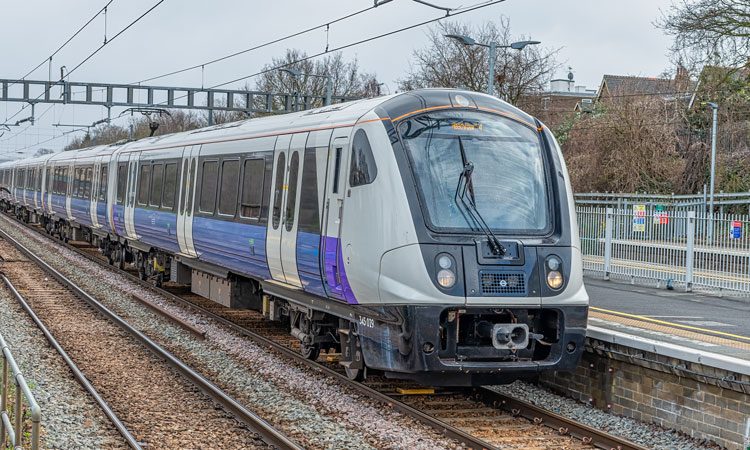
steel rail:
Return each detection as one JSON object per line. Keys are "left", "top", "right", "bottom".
{"left": 0, "top": 226, "right": 303, "bottom": 450}
{"left": 6, "top": 213, "right": 646, "bottom": 450}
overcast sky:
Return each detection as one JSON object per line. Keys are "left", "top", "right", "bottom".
{"left": 0, "top": 0, "right": 675, "bottom": 156}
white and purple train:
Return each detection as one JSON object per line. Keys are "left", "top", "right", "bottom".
{"left": 0, "top": 89, "right": 588, "bottom": 385}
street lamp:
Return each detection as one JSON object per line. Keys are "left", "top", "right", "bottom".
{"left": 701, "top": 102, "right": 718, "bottom": 215}
{"left": 445, "top": 34, "right": 540, "bottom": 96}
{"left": 278, "top": 68, "right": 332, "bottom": 108}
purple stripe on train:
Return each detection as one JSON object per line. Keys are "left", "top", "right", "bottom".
{"left": 323, "top": 236, "right": 357, "bottom": 304}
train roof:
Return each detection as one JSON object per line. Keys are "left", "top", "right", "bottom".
{"left": 0, "top": 89, "right": 538, "bottom": 168}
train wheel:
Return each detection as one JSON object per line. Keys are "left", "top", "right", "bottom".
{"left": 344, "top": 366, "right": 364, "bottom": 381}
{"left": 300, "top": 342, "right": 321, "bottom": 361}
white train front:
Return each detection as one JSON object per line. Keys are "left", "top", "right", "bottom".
{"left": 0, "top": 89, "right": 588, "bottom": 386}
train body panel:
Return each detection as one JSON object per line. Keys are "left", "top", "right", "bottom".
{"left": 0, "top": 89, "right": 588, "bottom": 385}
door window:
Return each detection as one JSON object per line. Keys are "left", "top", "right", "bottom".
{"left": 272, "top": 153, "right": 286, "bottom": 230}
{"left": 186, "top": 159, "right": 196, "bottom": 215}
{"left": 285, "top": 151, "right": 300, "bottom": 232}
{"left": 298, "top": 148, "right": 320, "bottom": 233}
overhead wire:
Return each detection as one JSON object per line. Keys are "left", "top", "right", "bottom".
{"left": 1, "top": 0, "right": 166, "bottom": 153}
{"left": 2, "top": 0, "right": 166, "bottom": 127}
{"left": 6, "top": 0, "right": 508, "bottom": 155}
{"left": 7, "top": 0, "right": 116, "bottom": 93}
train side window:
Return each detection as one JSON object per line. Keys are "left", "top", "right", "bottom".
{"left": 99, "top": 166, "right": 108, "bottom": 202}
{"left": 84, "top": 167, "right": 93, "bottom": 199}
{"left": 138, "top": 164, "right": 151, "bottom": 205}
{"left": 199, "top": 160, "right": 218, "bottom": 214}
{"left": 150, "top": 163, "right": 164, "bottom": 207}
{"left": 298, "top": 148, "right": 320, "bottom": 234}
{"left": 73, "top": 168, "right": 82, "bottom": 198}
{"left": 271, "top": 153, "right": 286, "bottom": 229}
{"left": 116, "top": 163, "right": 127, "bottom": 204}
{"left": 350, "top": 129, "right": 377, "bottom": 187}
{"left": 218, "top": 159, "right": 239, "bottom": 216}
{"left": 162, "top": 163, "right": 177, "bottom": 209}
{"left": 332, "top": 147, "right": 342, "bottom": 194}
{"left": 240, "top": 159, "right": 264, "bottom": 219}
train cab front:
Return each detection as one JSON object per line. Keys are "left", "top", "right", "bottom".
{"left": 361, "top": 89, "right": 588, "bottom": 386}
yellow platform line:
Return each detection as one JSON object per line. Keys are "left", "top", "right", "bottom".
{"left": 590, "top": 306, "right": 750, "bottom": 342}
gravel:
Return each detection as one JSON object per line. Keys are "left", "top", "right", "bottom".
{"left": 0, "top": 274, "right": 127, "bottom": 448}
{"left": 489, "top": 381, "right": 719, "bottom": 450}
{"left": 0, "top": 215, "right": 463, "bottom": 450}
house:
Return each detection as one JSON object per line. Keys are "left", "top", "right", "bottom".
{"left": 595, "top": 67, "right": 695, "bottom": 105}
{"left": 517, "top": 71, "right": 597, "bottom": 129}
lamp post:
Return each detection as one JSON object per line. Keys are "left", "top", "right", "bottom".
{"left": 279, "top": 68, "right": 332, "bottom": 108}
{"left": 445, "top": 34, "right": 540, "bottom": 96}
{"left": 701, "top": 101, "right": 719, "bottom": 244}
{"left": 701, "top": 102, "right": 718, "bottom": 215}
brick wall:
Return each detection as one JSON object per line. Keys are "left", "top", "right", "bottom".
{"left": 540, "top": 338, "right": 750, "bottom": 449}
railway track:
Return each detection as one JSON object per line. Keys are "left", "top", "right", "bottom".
{"left": 0, "top": 229, "right": 301, "bottom": 450}
{"left": 3, "top": 213, "right": 647, "bottom": 450}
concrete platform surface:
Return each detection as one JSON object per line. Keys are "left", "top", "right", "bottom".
{"left": 584, "top": 276, "right": 750, "bottom": 374}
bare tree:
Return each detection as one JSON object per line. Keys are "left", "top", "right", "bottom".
{"left": 658, "top": 0, "right": 750, "bottom": 68}
{"left": 398, "top": 19, "right": 559, "bottom": 104}
{"left": 253, "top": 49, "right": 380, "bottom": 110}
{"left": 563, "top": 95, "right": 685, "bottom": 193}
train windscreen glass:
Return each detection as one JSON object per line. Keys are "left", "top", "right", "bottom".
{"left": 399, "top": 110, "right": 549, "bottom": 233}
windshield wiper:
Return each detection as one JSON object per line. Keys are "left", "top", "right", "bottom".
{"left": 453, "top": 136, "right": 507, "bottom": 257}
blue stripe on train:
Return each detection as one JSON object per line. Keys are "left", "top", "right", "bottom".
{"left": 192, "top": 216, "right": 271, "bottom": 281}
{"left": 297, "top": 231, "right": 326, "bottom": 297}
{"left": 70, "top": 197, "right": 92, "bottom": 227}
{"left": 133, "top": 208, "right": 180, "bottom": 253}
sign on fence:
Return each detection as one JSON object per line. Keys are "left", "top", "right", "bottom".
{"left": 732, "top": 221, "right": 742, "bottom": 239}
{"left": 653, "top": 211, "right": 669, "bottom": 225}
{"left": 633, "top": 204, "right": 646, "bottom": 232}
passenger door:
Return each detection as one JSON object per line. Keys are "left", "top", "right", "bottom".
{"left": 90, "top": 160, "right": 101, "bottom": 228}
{"left": 124, "top": 154, "right": 140, "bottom": 239}
{"left": 176, "top": 145, "right": 199, "bottom": 257}
{"left": 266, "top": 135, "right": 293, "bottom": 283}
{"left": 277, "top": 133, "right": 307, "bottom": 287}
{"left": 320, "top": 130, "right": 351, "bottom": 299}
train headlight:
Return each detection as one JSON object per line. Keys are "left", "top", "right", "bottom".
{"left": 546, "top": 255, "right": 561, "bottom": 271}
{"left": 437, "top": 254, "right": 452, "bottom": 269}
{"left": 437, "top": 269, "right": 456, "bottom": 288}
{"left": 546, "top": 270, "right": 563, "bottom": 290}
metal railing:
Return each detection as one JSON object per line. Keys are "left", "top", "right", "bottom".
{"left": 578, "top": 206, "right": 750, "bottom": 296}
{"left": 0, "top": 332, "right": 40, "bottom": 450}
{"left": 575, "top": 189, "right": 750, "bottom": 215}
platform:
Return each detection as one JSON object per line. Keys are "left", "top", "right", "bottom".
{"left": 584, "top": 276, "right": 750, "bottom": 375}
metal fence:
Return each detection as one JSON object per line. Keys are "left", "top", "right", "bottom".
{"left": 578, "top": 205, "right": 750, "bottom": 296}
{"left": 575, "top": 189, "right": 750, "bottom": 215}
{"left": 0, "top": 332, "right": 40, "bottom": 450}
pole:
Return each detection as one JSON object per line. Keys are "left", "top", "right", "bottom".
{"left": 708, "top": 105, "right": 717, "bottom": 244}
{"left": 709, "top": 105, "right": 717, "bottom": 214}
{"left": 488, "top": 41, "right": 496, "bottom": 96}
{"left": 325, "top": 74, "right": 331, "bottom": 106}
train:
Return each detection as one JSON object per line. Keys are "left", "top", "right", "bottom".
{"left": 0, "top": 88, "right": 588, "bottom": 386}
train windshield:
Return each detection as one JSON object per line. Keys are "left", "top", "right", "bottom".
{"left": 399, "top": 110, "right": 550, "bottom": 234}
